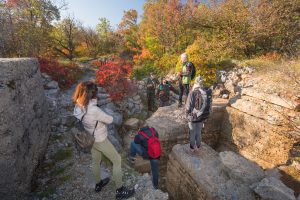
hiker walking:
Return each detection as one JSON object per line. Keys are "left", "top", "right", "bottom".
{"left": 128, "top": 126, "right": 161, "bottom": 189}
{"left": 178, "top": 53, "right": 196, "bottom": 107}
{"left": 185, "top": 77, "right": 212, "bottom": 152}
{"left": 72, "top": 81, "right": 135, "bottom": 200}
{"left": 146, "top": 72, "right": 159, "bottom": 111}
{"left": 156, "top": 77, "right": 178, "bottom": 107}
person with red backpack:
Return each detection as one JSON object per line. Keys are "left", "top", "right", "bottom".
{"left": 128, "top": 126, "right": 161, "bottom": 189}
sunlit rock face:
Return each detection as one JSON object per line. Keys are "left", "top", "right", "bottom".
{"left": 0, "top": 58, "right": 49, "bottom": 199}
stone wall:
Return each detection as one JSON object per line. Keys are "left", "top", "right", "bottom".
{"left": 0, "top": 58, "right": 49, "bottom": 199}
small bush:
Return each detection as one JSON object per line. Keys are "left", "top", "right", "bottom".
{"left": 39, "top": 58, "right": 82, "bottom": 89}
{"left": 96, "top": 57, "right": 133, "bottom": 101}
{"left": 51, "top": 148, "right": 73, "bottom": 162}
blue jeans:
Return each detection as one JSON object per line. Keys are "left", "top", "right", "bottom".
{"left": 130, "top": 142, "right": 159, "bottom": 188}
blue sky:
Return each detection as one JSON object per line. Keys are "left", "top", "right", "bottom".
{"left": 61, "top": 0, "right": 145, "bottom": 29}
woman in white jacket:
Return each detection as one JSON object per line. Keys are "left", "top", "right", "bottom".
{"left": 72, "top": 81, "right": 134, "bottom": 200}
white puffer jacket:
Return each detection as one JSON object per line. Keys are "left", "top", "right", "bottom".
{"left": 73, "top": 99, "right": 113, "bottom": 142}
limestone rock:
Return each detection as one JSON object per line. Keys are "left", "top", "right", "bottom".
{"left": 0, "top": 58, "right": 49, "bottom": 199}
{"left": 242, "top": 88, "right": 298, "bottom": 110}
{"left": 220, "top": 151, "right": 264, "bottom": 184}
{"left": 166, "top": 144, "right": 256, "bottom": 200}
{"left": 45, "top": 80, "right": 59, "bottom": 90}
{"left": 124, "top": 118, "right": 140, "bottom": 130}
{"left": 230, "top": 96, "right": 289, "bottom": 126}
{"left": 133, "top": 95, "right": 141, "bottom": 101}
{"left": 134, "top": 173, "right": 169, "bottom": 200}
{"left": 145, "top": 104, "right": 188, "bottom": 141}
{"left": 264, "top": 168, "right": 282, "bottom": 180}
{"left": 221, "top": 106, "right": 297, "bottom": 169}
{"left": 254, "top": 177, "right": 296, "bottom": 200}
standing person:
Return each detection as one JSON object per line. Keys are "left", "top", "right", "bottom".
{"left": 156, "top": 77, "right": 178, "bottom": 107}
{"left": 185, "top": 77, "right": 212, "bottom": 152}
{"left": 178, "top": 53, "right": 196, "bottom": 107}
{"left": 72, "top": 81, "right": 135, "bottom": 200}
{"left": 146, "top": 72, "right": 159, "bottom": 111}
{"left": 128, "top": 126, "right": 161, "bottom": 190}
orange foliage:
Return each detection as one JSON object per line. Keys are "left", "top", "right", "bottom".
{"left": 96, "top": 57, "right": 133, "bottom": 101}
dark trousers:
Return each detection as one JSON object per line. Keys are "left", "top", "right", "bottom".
{"left": 179, "top": 83, "right": 189, "bottom": 103}
{"left": 159, "top": 100, "right": 170, "bottom": 107}
{"left": 147, "top": 91, "right": 155, "bottom": 111}
{"left": 130, "top": 142, "right": 159, "bottom": 188}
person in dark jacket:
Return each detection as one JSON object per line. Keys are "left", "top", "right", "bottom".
{"left": 128, "top": 126, "right": 160, "bottom": 189}
{"left": 156, "top": 77, "right": 178, "bottom": 107}
{"left": 185, "top": 76, "right": 206, "bottom": 152}
{"left": 146, "top": 73, "right": 159, "bottom": 111}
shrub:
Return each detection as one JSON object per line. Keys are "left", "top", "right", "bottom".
{"left": 39, "top": 58, "right": 82, "bottom": 89}
{"left": 96, "top": 57, "right": 133, "bottom": 101}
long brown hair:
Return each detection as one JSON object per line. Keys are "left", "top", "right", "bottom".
{"left": 72, "top": 81, "right": 98, "bottom": 108}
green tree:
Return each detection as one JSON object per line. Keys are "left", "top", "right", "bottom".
{"left": 52, "top": 16, "right": 81, "bottom": 60}
{"left": 0, "top": 0, "right": 61, "bottom": 57}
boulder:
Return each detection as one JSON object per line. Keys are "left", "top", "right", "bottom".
{"left": 254, "top": 177, "right": 296, "bottom": 200}
{"left": 124, "top": 118, "right": 140, "bottom": 130}
{"left": 145, "top": 104, "right": 189, "bottom": 175}
{"left": 0, "top": 58, "right": 49, "bottom": 199}
{"left": 166, "top": 144, "right": 256, "bottom": 200}
{"left": 220, "top": 151, "right": 264, "bottom": 184}
{"left": 45, "top": 80, "right": 59, "bottom": 90}
{"left": 133, "top": 95, "right": 141, "bottom": 101}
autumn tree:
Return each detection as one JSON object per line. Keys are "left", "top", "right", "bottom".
{"left": 117, "top": 9, "right": 141, "bottom": 58}
{"left": 78, "top": 26, "right": 101, "bottom": 58}
{"left": 0, "top": 0, "right": 62, "bottom": 57}
{"left": 52, "top": 16, "right": 81, "bottom": 60}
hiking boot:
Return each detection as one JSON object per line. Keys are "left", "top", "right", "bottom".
{"left": 194, "top": 145, "right": 201, "bottom": 152}
{"left": 190, "top": 147, "right": 195, "bottom": 153}
{"left": 127, "top": 156, "right": 136, "bottom": 165}
{"left": 116, "top": 186, "right": 135, "bottom": 200}
{"left": 95, "top": 177, "right": 110, "bottom": 192}
{"left": 178, "top": 102, "right": 182, "bottom": 108}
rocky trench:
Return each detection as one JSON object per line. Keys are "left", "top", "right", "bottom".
{"left": 1, "top": 58, "right": 299, "bottom": 200}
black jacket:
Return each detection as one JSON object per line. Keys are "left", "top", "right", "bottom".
{"left": 134, "top": 126, "right": 159, "bottom": 159}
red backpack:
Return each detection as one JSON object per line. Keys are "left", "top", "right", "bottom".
{"left": 138, "top": 128, "right": 161, "bottom": 159}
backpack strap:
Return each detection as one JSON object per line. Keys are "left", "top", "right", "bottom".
{"left": 92, "top": 121, "right": 98, "bottom": 136}
{"left": 80, "top": 107, "right": 97, "bottom": 136}
{"left": 138, "top": 127, "right": 155, "bottom": 139}
{"left": 139, "top": 131, "right": 150, "bottom": 139}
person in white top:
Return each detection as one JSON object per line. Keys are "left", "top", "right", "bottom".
{"left": 72, "top": 81, "right": 134, "bottom": 199}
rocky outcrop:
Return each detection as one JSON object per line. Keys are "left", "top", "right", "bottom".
{"left": 166, "top": 144, "right": 297, "bottom": 200}
{"left": 166, "top": 144, "right": 260, "bottom": 200}
{"left": 254, "top": 177, "right": 296, "bottom": 200}
{"left": 216, "top": 65, "right": 300, "bottom": 169}
{"left": 0, "top": 58, "right": 49, "bottom": 199}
